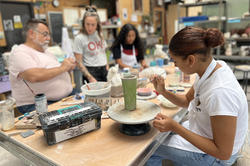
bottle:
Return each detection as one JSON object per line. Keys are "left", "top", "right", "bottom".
{"left": 175, "top": 67, "right": 182, "bottom": 82}
{"left": 183, "top": 73, "right": 190, "bottom": 83}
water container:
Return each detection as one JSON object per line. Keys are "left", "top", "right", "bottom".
{"left": 0, "top": 97, "right": 16, "bottom": 131}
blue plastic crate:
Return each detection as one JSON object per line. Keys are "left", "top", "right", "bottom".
{"left": 179, "top": 16, "right": 208, "bottom": 23}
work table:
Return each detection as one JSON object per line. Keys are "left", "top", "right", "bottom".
{"left": 0, "top": 97, "right": 188, "bottom": 166}
{"left": 0, "top": 70, "right": 192, "bottom": 166}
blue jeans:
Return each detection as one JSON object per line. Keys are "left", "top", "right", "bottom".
{"left": 17, "top": 89, "right": 78, "bottom": 114}
{"left": 145, "top": 144, "right": 238, "bottom": 166}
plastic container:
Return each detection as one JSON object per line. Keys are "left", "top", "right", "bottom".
{"left": 81, "top": 82, "right": 111, "bottom": 97}
{"left": 175, "top": 67, "right": 182, "bottom": 82}
{"left": 168, "top": 73, "right": 180, "bottom": 87}
{"left": 179, "top": 16, "right": 208, "bottom": 23}
{"left": 0, "top": 97, "right": 15, "bottom": 131}
{"left": 38, "top": 102, "right": 102, "bottom": 145}
{"left": 156, "top": 58, "right": 164, "bottom": 67}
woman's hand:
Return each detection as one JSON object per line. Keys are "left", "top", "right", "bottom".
{"left": 151, "top": 75, "right": 165, "bottom": 94}
{"left": 106, "top": 64, "right": 109, "bottom": 71}
{"left": 153, "top": 113, "right": 175, "bottom": 132}
{"left": 88, "top": 76, "right": 97, "bottom": 83}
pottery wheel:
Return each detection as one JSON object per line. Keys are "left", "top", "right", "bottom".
{"left": 107, "top": 100, "right": 161, "bottom": 124}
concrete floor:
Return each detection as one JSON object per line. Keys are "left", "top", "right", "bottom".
{"left": 1, "top": 87, "right": 250, "bottom": 166}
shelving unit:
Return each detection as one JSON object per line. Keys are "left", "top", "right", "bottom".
{"left": 178, "top": 0, "right": 227, "bottom": 31}
{"left": 177, "top": 0, "right": 227, "bottom": 55}
{"left": 180, "top": 0, "right": 227, "bottom": 16}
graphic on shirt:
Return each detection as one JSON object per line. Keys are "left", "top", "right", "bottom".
{"left": 88, "top": 40, "right": 104, "bottom": 51}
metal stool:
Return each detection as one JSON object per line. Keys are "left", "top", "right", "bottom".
{"left": 233, "top": 65, "right": 250, "bottom": 94}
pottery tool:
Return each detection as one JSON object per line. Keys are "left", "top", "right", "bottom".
{"left": 150, "top": 71, "right": 166, "bottom": 82}
{"left": 60, "top": 101, "right": 84, "bottom": 106}
{"left": 23, "top": 80, "right": 36, "bottom": 95}
{"left": 61, "top": 95, "right": 74, "bottom": 102}
{"left": 84, "top": 80, "right": 91, "bottom": 90}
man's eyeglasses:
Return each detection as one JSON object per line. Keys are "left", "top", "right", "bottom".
{"left": 34, "top": 29, "right": 50, "bottom": 37}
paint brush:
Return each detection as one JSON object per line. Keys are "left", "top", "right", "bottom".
{"left": 150, "top": 71, "right": 166, "bottom": 82}
{"left": 23, "top": 80, "right": 36, "bottom": 96}
{"left": 84, "top": 80, "right": 91, "bottom": 90}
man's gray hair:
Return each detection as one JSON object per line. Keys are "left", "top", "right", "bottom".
{"left": 22, "top": 19, "right": 48, "bottom": 39}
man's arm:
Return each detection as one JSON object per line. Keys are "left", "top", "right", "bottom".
{"left": 18, "top": 58, "right": 76, "bottom": 83}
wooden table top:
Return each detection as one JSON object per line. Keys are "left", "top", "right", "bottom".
{"left": 1, "top": 69, "right": 194, "bottom": 166}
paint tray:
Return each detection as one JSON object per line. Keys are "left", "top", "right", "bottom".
{"left": 38, "top": 102, "right": 102, "bottom": 145}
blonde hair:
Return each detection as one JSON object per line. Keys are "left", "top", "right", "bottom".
{"left": 81, "top": 5, "right": 103, "bottom": 40}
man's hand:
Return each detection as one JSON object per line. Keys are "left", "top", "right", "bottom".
{"left": 61, "top": 58, "right": 76, "bottom": 72}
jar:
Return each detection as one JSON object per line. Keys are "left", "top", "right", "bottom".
{"left": 34, "top": 94, "right": 48, "bottom": 114}
{"left": 0, "top": 97, "right": 16, "bottom": 131}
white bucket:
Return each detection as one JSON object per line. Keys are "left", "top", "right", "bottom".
{"left": 81, "top": 82, "right": 111, "bottom": 97}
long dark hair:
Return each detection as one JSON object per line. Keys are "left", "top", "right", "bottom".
{"left": 111, "top": 23, "right": 144, "bottom": 57}
{"left": 169, "top": 26, "right": 224, "bottom": 61}
{"left": 81, "top": 5, "right": 103, "bottom": 40}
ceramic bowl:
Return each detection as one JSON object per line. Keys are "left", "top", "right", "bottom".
{"left": 137, "top": 88, "right": 152, "bottom": 96}
{"left": 81, "top": 82, "right": 111, "bottom": 96}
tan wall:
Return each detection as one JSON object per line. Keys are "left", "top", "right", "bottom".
{"left": 34, "top": 0, "right": 89, "bottom": 16}
{"left": 166, "top": 4, "right": 186, "bottom": 43}
{"left": 0, "top": 0, "right": 90, "bottom": 46}
{"left": 117, "top": 0, "right": 150, "bottom": 26}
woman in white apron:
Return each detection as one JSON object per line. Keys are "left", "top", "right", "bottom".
{"left": 147, "top": 27, "right": 248, "bottom": 166}
{"left": 111, "top": 24, "right": 148, "bottom": 70}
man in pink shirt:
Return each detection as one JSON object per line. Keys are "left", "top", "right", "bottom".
{"left": 9, "top": 19, "right": 76, "bottom": 114}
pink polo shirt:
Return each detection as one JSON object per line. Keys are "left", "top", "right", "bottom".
{"left": 9, "top": 44, "right": 72, "bottom": 106}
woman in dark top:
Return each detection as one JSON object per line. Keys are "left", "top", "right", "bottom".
{"left": 111, "top": 23, "right": 148, "bottom": 70}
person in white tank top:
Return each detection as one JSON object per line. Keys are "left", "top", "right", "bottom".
{"left": 147, "top": 27, "right": 248, "bottom": 166}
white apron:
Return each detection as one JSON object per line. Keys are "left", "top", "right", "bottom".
{"left": 120, "top": 45, "right": 137, "bottom": 67}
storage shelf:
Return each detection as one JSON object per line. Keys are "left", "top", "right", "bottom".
{"left": 102, "top": 25, "right": 121, "bottom": 29}
{"left": 72, "top": 24, "right": 120, "bottom": 30}
{"left": 214, "top": 55, "right": 250, "bottom": 61}
{"left": 179, "top": 18, "right": 225, "bottom": 24}
{"left": 180, "top": 0, "right": 226, "bottom": 7}
{"left": 180, "top": 17, "right": 250, "bottom": 25}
